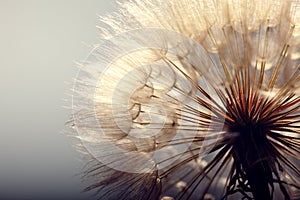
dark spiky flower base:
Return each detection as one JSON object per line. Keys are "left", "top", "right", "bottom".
{"left": 219, "top": 66, "right": 300, "bottom": 200}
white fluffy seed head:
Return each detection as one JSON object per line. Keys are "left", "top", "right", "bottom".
{"left": 69, "top": 0, "right": 300, "bottom": 199}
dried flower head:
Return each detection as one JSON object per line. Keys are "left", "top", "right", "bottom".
{"left": 69, "top": 0, "right": 300, "bottom": 199}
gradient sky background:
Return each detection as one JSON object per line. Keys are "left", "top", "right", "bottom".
{"left": 0, "top": 1, "right": 116, "bottom": 199}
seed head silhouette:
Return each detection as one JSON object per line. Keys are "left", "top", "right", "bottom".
{"left": 69, "top": 0, "right": 300, "bottom": 199}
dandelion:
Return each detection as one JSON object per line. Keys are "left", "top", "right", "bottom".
{"left": 69, "top": 0, "right": 300, "bottom": 199}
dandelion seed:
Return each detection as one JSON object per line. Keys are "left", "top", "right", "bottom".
{"left": 69, "top": 0, "right": 300, "bottom": 199}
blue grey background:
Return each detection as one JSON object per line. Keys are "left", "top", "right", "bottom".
{"left": 0, "top": 1, "right": 115, "bottom": 199}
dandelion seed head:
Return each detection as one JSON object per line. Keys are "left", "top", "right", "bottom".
{"left": 69, "top": 0, "right": 300, "bottom": 199}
